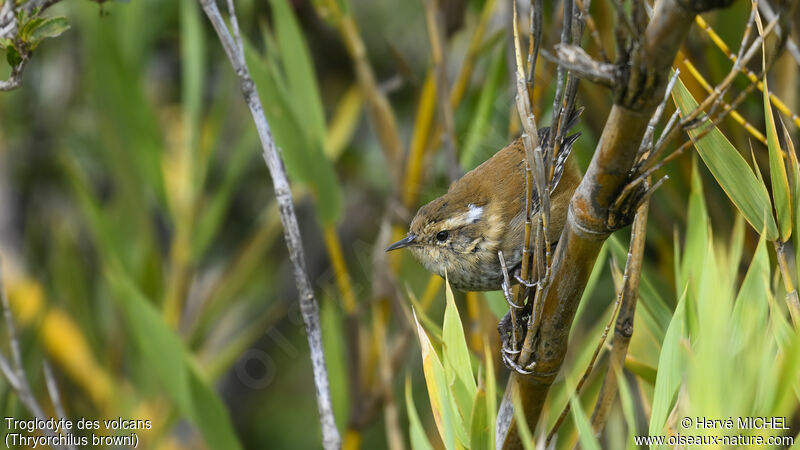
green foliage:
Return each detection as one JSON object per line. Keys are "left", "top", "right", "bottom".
{"left": 460, "top": 46, "right": 506, "bottom": 170}
{"left": 647, "top": 159, "right": 800, "bottom": 446}
{"left": 672, "top": 78, "right": 779, "bottom": 240}
{"left": 764, "top": 78, "right": 793, "bottom": 242}
{"left": 244, "top": 0, "right": 342, "bottom": 224}
{"left": 406, "top": 376, "right": 436, "bottom": 450}
{"left": 412, "top": 279, "right": 497, "bottom": 450}
{"left": 106, "top": 269, "right": 241, "bottom": 450}
{"left": 0, "top": 9, "right": 69, "bottom": 67}
{"left": 413, "top": 154, "right": 800, "bottom": 447}
{"left": 20, "top": 16, "right": 70, "bottom": 48}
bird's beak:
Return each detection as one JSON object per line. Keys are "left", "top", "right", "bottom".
{"left": 385, "top": 234, "right": 416, "bottom": 252}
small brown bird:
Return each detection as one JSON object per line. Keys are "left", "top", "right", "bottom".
{"left": 386, "top": 109, "right": 583, "bottom": 291}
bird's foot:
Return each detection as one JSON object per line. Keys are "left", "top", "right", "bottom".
{"left": 514, "top": 274, "right": 538, "bottom": 289}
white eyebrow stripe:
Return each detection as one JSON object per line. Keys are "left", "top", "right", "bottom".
{"left": 466, "top": 204, "right": 484, "bottom": 223}
{"left": 439, "top": 204, "right": 485, "bottom": 231}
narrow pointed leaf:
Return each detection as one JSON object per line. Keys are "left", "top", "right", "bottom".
{"left": 510, "top": 386, "right": 535, "bottom": 450}
{"left": 269, "top": 0, "right": 326, "bottom": 144}
{"left": 443, "top": 278, "right": 477, "bottom": 397}
{"left": 784, "top": 126, "right": 800, "bottom": 285}
{"left": 483, "top": 338, "right": 497, "bottom": 450}
{"left": 469, "top": 387, "right": 489, "bottom": 450}
{"left": 245, "top": 36, "right": 342, "bottom": 224}
{"left": 672, "top": 79, "right": 777, "bottom": 240}
{"left": 406, "top": 376, "right": 435, "bottom": 450}
{"left": 616, "top": 367, "right": 638, "bottom": 447}
{"left": 764, "top": 77, "right": 792, "bottom": 241}
{"left": 649, "top": 288, "right": 687, "bottom": 435}
{"left": 414, "top": 310, "right": 458, "bottom": 449}
{"left": 569, "top": 392, "right": 601, "bottom": 450}
{"left": 461, "top": 47, "right": 506, "bottom": 169}
{"left": 106, "top": 269, "right": 241, "bottom": 450}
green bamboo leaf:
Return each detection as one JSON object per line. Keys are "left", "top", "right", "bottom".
{"left": 406, "top": 376, "right": 435, "bottom": 450}
{"left": 406, "top": 287, "right": 443, "bottom": 341}
{"left": 442, "top": 279, "right": 477, "bottom": 446}
{"left": 783, "top": 127, "right": 800, "bottom": 285}
{"left": 680, "top": 157, "right": 708, "bottom": 294}
{"left": 764, "top": 77, "right": 792, "bottom": 241}
{"left": 85, "top": 18, "right": 166, "bottom": 204}
{"left": 270, "top": 0, "right": 326, "bottom": 145}
{"left": 770, "top": 326, "right": 800, "bottom": 413}
{"left": 483, "top": 338, "right": 497, "bottom": 450}
{"left": 192, "top": 127, "right": 258, "bottom": 260}
{"left": 443, "top": 277, "right": 477, "bottom": 397}
{"left": 731, "top": 235, "right": 769, "bottom": 351}
{"left": 469, "top": 388, "right": 489, "bottom": 450}
{"left": 414, "top": 309, "right": 458, "bottom": 450}
{"left": 726, "top": 214, "right": 745, "bottom": 286}
{"left": 180, "top": 0, "right": 205, "bottom": 151}
{"left": 615, "top": 367, "right": 638, "bottom": 448}
{"left": 569, "top": 392, "right": 601, "bottom": 450}
{"left": 510, "top": 386, "right": 534, "bottom": 450}
{"left": 106, "top": 269, "right": 241, "bottom": 450}
{"left": 672, "top": 79, "right": 778, "bottom": 240}
{"left": 609, "top": 236, "right": 670, "bottom": 339}
{"left": 460, "top": 46, "right": 505, "bottom": 169}
{"left": 623, "top": 358, "right": 657, "bottom": 386}
{"left": 749, "top": 143, "right": 766, "bottom": 187}
{"left": 321, "top": 298, "right": 348, "bottom": 431}
{"left": 734, "top": 234, "right": 769, "bottom": 306}
{"left": 572, "top": 241, "right": 609, "bottom": 335}
{"left": 648, "top": 286, "right": 687, "bottom": 436}
{"left": 245, "top": 38, "right": 342, "bottom": 224}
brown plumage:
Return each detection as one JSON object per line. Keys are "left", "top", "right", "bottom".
{"left": 386, "top": 111, "right": 582, "bottom": 291}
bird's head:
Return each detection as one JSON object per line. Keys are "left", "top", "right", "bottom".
{"left": 386, "top": 196, "right": 501, "bottom": 278}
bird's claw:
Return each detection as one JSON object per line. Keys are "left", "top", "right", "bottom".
{"left": 502, "top": 340, "right": 520, "bottom": 355}
{"left": 501, "top": 351, "right": 533, "bottom": 374}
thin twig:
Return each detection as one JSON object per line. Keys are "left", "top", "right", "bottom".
{"left": 541, "top": 45, "right": 616, "bottom": 87}
{"left": 545, "top": 262, "right": 624, "bottom": 445}
{"left": 498, "top": 1, "right": 738, "bottom": 446}
{"left": 0, "top": 259, "right": 72, "bottom": 450}
{"left": 590, "top": 200, "right": 649, "bottom": 432}
{"left": 575, "top": 0, "right": 608, "bottom": 63}
{"left": 625, "top": 14, "right": 781, "bottom": 193}
{"left": 526, "top": 0, "right": 543, "bottom": 105}
{"left": 198, "top": 1, "right": 340, "bottom": 448}
{"left": 511, "top": 0, "right": 550, "bottom": 370}
{"left": 43, "top": 362, "right": 64, "bottom": 419}
{"left": 43, "top": 360, "right": 73, "bottom": 447}
{"left": 638, "top": 70, "right": 681, "bottom": 158}
{"left": 758, "top": 0, "right": 800, "bottom": 66}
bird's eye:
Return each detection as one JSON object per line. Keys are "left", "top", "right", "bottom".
{"left": 436, "top": 230, "right": 449, "bottom": 242}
